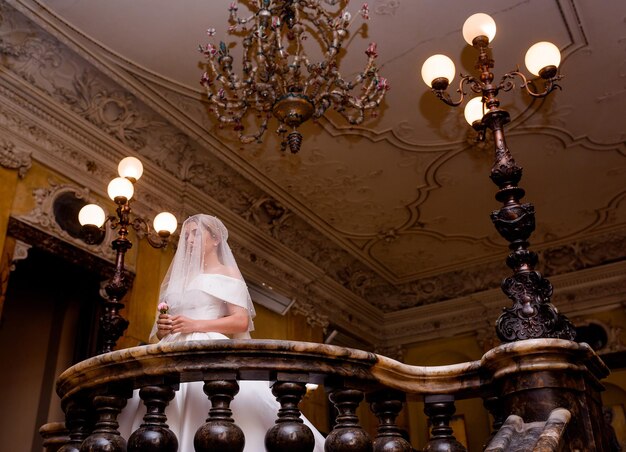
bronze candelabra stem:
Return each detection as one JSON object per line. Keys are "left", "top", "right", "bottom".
{"left": 483, "top": 108, "right": 575, "bottom": 342}
{"left": 79, "top": 157, "right": 177, "bottom": 354}
{"left": 98, "top": 200, "right": 133, "bottom": 354}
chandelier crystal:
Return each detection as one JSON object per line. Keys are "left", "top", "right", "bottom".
{"left": 199, "top": 0, "right": 389, "bottom": 153}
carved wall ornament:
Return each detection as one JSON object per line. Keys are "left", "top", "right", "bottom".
{"left": 336, "top": 267, "right": 373, "bottom": 297}
{"left": 11, "top": 239, "right": 31, "bottom": 268}
{"left": 0, "top": 137, "right": 31, "bottom": 177}
{"left": 377, "top": 228, "right": 398, "bottom": 243}
{"left": 17, "top": 180, "right": 117, "bottom": 263}
{"left": 52, "top": 70, "right": 155, "bottom": 151}
{"left": 373, "top": 0, "right": 401, "bottom": 16}
{"left": 291, "top": 298, "right": 330, "bottom": 330}
{"left": 242, "top": 195, "right": 293, "bottom": 239}
{"left": 0, "top": 32, "right": 63, "bottom": 86}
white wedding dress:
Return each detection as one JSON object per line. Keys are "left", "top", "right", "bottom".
{"left": 118, "top": 274, "right": 326, "bottom": 451}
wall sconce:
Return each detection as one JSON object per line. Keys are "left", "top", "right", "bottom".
{"left": 420, "top": 13, "right": 575, "bottom": 343}
{"left": 78, "top": 156, "right": 178, "bottom": 354}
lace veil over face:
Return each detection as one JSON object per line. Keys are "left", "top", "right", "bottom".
{"left": 158, "top": 214, "right": 255, "bottom": 331}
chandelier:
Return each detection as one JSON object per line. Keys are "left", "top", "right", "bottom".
{"left": 199, "top": 0, "right": 389, "bottom": 154}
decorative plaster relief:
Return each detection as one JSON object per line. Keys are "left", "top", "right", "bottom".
{"left": 0, "top": 137, "right": 31, "bottom": 177}
{"left": 17, "top": 180, "right": 116, "bottom": 263}
{"left": 291, "top": 298, "right": 330, "bottom": 331}
{"left": 11, "top": 239, "right": 31, "bottom": 267}
{"left": 52, "top": 70, "right": 158, "bottom": 151}
{"left": 373, "top": 0, "right": 400, "bottom": 16}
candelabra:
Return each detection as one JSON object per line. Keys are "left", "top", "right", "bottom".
{"left": 199, "top": 0, "right": 389, "bottom": 154}
{"left": 78, "top": 157, "right": 178, "bottom": 354}
{"left": 421, "top": 13, "right": 575, "bottom": 342}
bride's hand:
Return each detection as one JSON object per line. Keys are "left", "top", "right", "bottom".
{"left": 156, "top": 313, "right": 173, "bottom": 339}
{"left": 170, "top": 315, "right": 198, "bottom": 334}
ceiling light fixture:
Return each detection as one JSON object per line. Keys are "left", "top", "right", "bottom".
{"left": 199, "top": 0, "right": 389, "bottom": 154}
{"left": 421, "top": 13, "right": 575, "bottom": 343}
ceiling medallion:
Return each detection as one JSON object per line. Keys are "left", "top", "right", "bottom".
{"left": 199, "top": 1, "right": 389, "bottom": 153}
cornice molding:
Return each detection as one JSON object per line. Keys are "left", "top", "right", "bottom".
{"left": 383, "top": 259, "right": 626, "bottom": 346}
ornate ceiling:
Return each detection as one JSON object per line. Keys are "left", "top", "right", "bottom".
{"left": 1, "top": 0, "right": 625, "bottom": 351}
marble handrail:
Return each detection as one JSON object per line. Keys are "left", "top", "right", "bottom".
{"left": 48, "top": 338, "right": 611, "bottom": 452}
{"left": 56, "top": 338, "right": 607, "bottom": 401}
{"left": 56, "top": 339, "right": 490, "bottom": 401}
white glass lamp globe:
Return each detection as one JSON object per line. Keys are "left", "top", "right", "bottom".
{"left": 464, "top": 96, "right": 485, "bottom": 125}
{"left": 118, "top": 156, "right": 144, "bottom": 181}
{"left": 421, "top": 54, "right": 456, "bottom": 88}
{"left": 462, "top": 13, "right": 497, "bottom": 45}
{"left": 107, "top": 177, "right": 134, "bottom": 201}
{"left": 525, "top": 41, "right": 561, "bottom": 76}
{"left": 153, "top": 212, "right": 178, "bottom": 235}
{"left": 78, "top": 204, "right": 106, "bottom": 227}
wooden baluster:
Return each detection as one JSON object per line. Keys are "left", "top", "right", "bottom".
{"left": 367, "top": 390, "right": 412, "bottom": 452}
{"left": 40, "top": 422, "right": 69, "bottom": 452}
{"left": 58, "top": 397, "right": 92, "bottom": 452}
{"left": 194, "top": 379, "right": 245, "bottom": 452}
{"left": 482, "top": 396, "right": 506, "bottom": 448}
{"left": 79, "top": 387, "right": 130, "bottom": 452}
{"left": 265, "top": 380, "right": 314, "bottom": 452}
{"left": 423, "top": 395, "right": 466, "bottom": 452}
{"left": 326, "top": 387, "right": 372, "bottom": 452}
{"left": 127, "top": 385, "right": 178, "bottom": 452}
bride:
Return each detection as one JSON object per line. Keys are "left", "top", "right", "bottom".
{"left": 118, "top": 214, "right": 326, "bottom": 451}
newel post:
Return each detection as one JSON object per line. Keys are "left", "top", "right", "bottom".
{"left": 482, "top": 340, "right": 612, "bottom": 451}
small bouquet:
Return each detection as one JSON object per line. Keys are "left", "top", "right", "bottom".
{"left": 158, "top": 302, "right": 169, "bottom": 314}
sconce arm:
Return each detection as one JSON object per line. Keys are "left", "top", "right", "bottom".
{"left": 80, "top": 214, "right": 118, "bottom": 245}
{"left": 501, "top": 70, "right": 563, "bottom": 98}
{"left": 432, "top": 75, "right": 482, "bottom": 107}
{"left": 131, "top": 217, "right": 170, "bottom": 249}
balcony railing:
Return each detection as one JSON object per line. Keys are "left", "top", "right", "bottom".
{"left": 41, "top": 338, "right": 612, "bottom": 451}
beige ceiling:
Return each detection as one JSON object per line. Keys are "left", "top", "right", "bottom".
{"left": 4, "top": 0, "right": 626, "bottom": 347}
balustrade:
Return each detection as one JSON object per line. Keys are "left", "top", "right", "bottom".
{"left": 41, "top": 338, "right": 611, "bottom": 451}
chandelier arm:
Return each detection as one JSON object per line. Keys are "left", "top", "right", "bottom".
{"left": 359, "top": 75, "right": 377, "bottom": 101}
{"left": 502, "top": 71, "right": 562, "bottom": 98}
{"left": 238, "top": 115, "right": 270, "bottom": 144}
